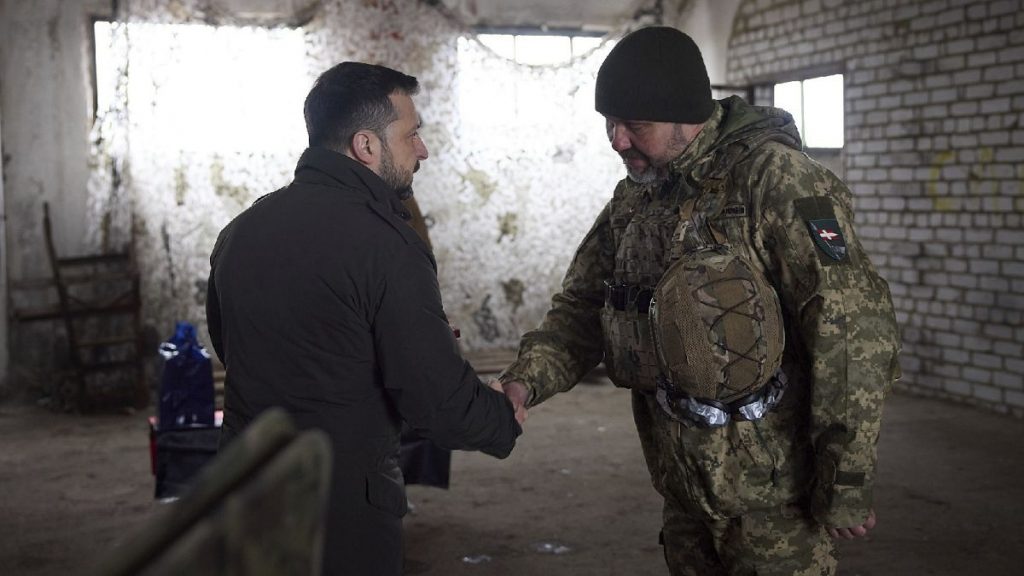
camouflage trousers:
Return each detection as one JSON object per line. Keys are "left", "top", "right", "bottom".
{"left": 660, "top": 499, "right": 836, "bottom": 576}
{"left": 632, "top": 391, "right": 836, "bottom": 575}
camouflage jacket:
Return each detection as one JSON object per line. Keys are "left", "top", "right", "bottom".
{"left": 502, "top": 97, "right": 900, "bottom": 526}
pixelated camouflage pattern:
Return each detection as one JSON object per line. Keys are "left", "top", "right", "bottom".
{"left": 599, "top": 197, "right": 684, "bottom": 391}
{"left": 503, "top": 96, "right": 899, "bottom": 533}
{"left": 632, "top": 386, "right": 813, "bottom": 520}
{"left": 661, "top": 498, "right": 836, "bottom": 576}
{"left": 600, "top": 305, "right": 662, "bottom": 391}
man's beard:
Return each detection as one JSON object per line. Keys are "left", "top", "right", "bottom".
{"left": 625, "top": 164, "right": 660, "bottom": 184}
{"left": 623, "top": 125, "right": 692, "bottom": 184}
{"left": 622, "top": 151, "right": 661, "bottom": 184}
{"left": 379, "top": 147, "right": 417, "bottom": 199}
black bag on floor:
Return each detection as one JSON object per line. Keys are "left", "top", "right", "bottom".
{"left": 153, "top": 425, "right": 220, "bottom": 499}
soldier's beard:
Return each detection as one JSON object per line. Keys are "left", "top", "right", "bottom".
{"left": 626, "top": 165, "right": 661, "bottom": 184}
{"left": 624, "top": 125, "right": 693, "bottom": 184}
{"left": 622, "top": 152, "right": 663, "bottom": 184}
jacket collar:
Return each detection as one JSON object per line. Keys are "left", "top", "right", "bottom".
{"left": 294, "top": 147, "right": 410, "bottom": 219}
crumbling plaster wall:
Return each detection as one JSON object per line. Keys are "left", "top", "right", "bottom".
{"left": 1, "top": 0, "right": 111, "bottom": 392}
{"left": 89, "top": 0, "right": 624, "bottom": 356}
{"left": 727, "top": 0, "right": 1024, "bottom": 417}
{"left": 0, "top": 0, "right": 101, "bottom": 277}
{"left": 1, "top": 0, "right": 737, "bottom": 394}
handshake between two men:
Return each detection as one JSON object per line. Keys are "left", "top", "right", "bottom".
{"left": 486, "top": 378, "right": 530, "bottom": 426}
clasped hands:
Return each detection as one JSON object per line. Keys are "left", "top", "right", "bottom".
{"left": 487, "top": 379, "right": 529, "bottom": 426}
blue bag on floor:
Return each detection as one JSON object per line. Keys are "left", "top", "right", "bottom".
{"left": 158, "top": 322, "right": 215, "bottom": 429}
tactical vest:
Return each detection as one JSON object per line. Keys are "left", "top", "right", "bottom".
{"left": 599, "top": 142, "right": 784, "bottom": 397}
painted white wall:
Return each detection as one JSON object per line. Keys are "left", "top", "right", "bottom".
{"left": 0, "top": 0, "right": 109, "bottom": 386}
{"left": 0, "top": 0, "right": 95, "bottom": 281}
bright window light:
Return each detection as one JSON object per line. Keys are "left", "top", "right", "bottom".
{"left": 774, "top": 81, "right": 803, "bottom": 129}
{"left": 571, "top": 36, "right": 603, "bottom": 56}
{"left": 478, "top": 34, "right": 516, "bottom": 59}
{"left": 476, "top": 33, "right": 598, "bottom": 66}
{"left": 471, "top": 32, "right": 605, "bottom": 66}
{"left": 94, "top": 21, "right": 309, "bottom": 155}
{"left": 773, "top": 74, "right": 844, "bottom": 148}
{"left": 515, "top": 35, "right": 571, "bottom": 66}
{"left": 457, "top": 32, "right": 609, "bottom": 141}
{"left": 803, "top": 74, "right": 844, "bottom": 148}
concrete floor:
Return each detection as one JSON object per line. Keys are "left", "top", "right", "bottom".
{"left": 408, "top": 379, "right": 1024, "bottom": 576}
{"left": 1, "top": 376, "right": 1022, "bottom": 575}
{"left": 847, "top": 390, "right": 1024, "bottom": 576}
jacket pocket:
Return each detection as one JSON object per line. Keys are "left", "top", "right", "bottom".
{"left": 673, "top": 421, "right": 789, "bottom": 518}
{"left": 365, "top": 471, "right": 409, "bottom": 518}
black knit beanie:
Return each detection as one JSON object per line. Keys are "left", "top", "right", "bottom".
{"left": 595, "top": 27, "right": 714, "bottom": 124}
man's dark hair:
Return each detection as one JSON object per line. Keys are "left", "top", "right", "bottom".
{"left": 303, "top": 62, "right": 419, "bottom": 151}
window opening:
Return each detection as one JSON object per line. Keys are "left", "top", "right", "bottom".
{"left": 473, "top": 28, "right": 606, "bottom": 65}
{"left": 456, "top": 30, "right": 613, "bottom": 146}
{"left": 773, "top": 74, "right": 844, "bottom": 148}
{"left": 93, "top": 20, "right": 309, "bottom": 155}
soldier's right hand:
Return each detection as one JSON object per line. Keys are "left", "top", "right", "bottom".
{"left": 504, "top": 380, "right": 529, "bottom": 425}
{"left": 489, "top": 379, "right": 528, "bottom": 425}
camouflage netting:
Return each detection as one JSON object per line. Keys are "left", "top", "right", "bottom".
{"left": 87, "top": 0, "right": 668, "bottom": 351}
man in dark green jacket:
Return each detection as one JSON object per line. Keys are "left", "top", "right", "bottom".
{"left": 500, "top": 27, "right": 899, "bottom": 575}
{"left": 207, "top": 62, "right": 522, "bottom": 576}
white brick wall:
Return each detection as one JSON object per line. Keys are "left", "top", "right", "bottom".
{"left": 728, "top": 0, "right": 1024, "bottom": 417}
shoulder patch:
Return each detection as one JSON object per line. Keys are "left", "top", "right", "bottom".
{"left": 793, "top": 196, "right": 849, "bottom": 265}
{"left": 807, "top": 219, "right": 848, "bottom": 262}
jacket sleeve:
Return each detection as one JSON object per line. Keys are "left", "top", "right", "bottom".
{"left": 752, "top": 149, "right": 900, "bottom": 528}
{"left": 499, "top": 202, "right": 616, "bottom": 406}
{"left": 374, "top": 242, "right": 521, "bottom": 458}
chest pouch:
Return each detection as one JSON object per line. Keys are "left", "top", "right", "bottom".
{"left": 600, "top": 282, "right": 661, "bottom": 392}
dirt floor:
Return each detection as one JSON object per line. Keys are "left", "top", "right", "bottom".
{"left": 2, "top": 371, "right": 1024, "bottom": 576}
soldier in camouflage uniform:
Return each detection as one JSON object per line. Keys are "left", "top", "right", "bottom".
{"left": 499, "top": 27, "right": 900, "bottom": 575}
